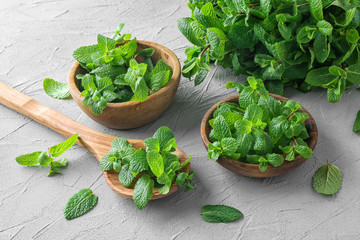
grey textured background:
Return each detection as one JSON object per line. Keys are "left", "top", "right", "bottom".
{"left": 1, "top": 0, "right": 360, "bottom": 239}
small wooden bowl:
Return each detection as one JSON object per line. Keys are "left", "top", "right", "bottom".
{"left": 200, "top": 94, "right": 318, "bottom": 178}
{"left": 68, "top": 40, "right": 181, "bottom": 129}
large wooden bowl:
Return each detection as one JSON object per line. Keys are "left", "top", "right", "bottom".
{"left": 200, "top": 94, "right": 318, "bottom": 178}
{"left": 68, "top": 40, "right": 181, "bottom": 129}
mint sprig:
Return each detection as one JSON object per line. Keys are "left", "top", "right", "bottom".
{"left": 72, "top": 24, "right": 173, "bottom": 115}
{"left": 178, "top": 1, "right": 360, "bottom": 101}
{"left": 207, "top": 77, "right": 313, "bottom": 172}
{"left": 100, "top": 126, "right": 195, "bottom": 210}
{"left": 15, "top": 134, "right": 78, "bottom": 176}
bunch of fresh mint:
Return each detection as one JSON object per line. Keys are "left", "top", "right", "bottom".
{"left": 207, "top": 77, "right": 313, "bottom": 172}
{"left": 178, "top": 0, "right": 360, "bottom": 101}
{"left": 100, "top": 126, "right": 195, "bottom": 210}
{"left": 15, "top": 134, "right": 78, "bottom": 176}
{"left": 73, "top": 24, "right": 173, "bottom": 115}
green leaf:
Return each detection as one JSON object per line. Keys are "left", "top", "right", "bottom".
{"left": 269, "top": 115, "right": 289, "bottom": 139}
{"left": 153, "top": 126, "right": 175, "bottom": 150}
{"left": 201, "top": 205, "right": 243, "bottom": 223}
{"left": 228, "top": 22, "right": 258, "bottom": 50}
{"left": 260, "top": 0, "right": 271, "bottom": 17}
{"left": 312, "top": 161, "right": 342, "bottom": 195}
{"left": 316, "top": 20, "right": 333, "bottom": 36}
{"left": 347, "top": 65, "right": 360, "bottom": 84}
{"left": 118, "top": 164, "right": 134, "bottom": 187}
{"left": 64, "top": 189, "right": 98, "bottom": 220}
{"left": 163, "top": 138, "right": 177, "bottom": 152}
{"left": 49, "top": 134, "right": 78, "bottom": 158}
{"left": 135, "top": 48, "right": 155, "bottom": 57}
{"left": 100, "top": 155, "right": 113, "bottom": 171}
{"left": 258, "top": 159, "right": 268, "bottom": 172}
{"left": 253, "top": 130, "right": 273, "bottom": 154}
{"left": 238, "top": 86, "right": 258, "bottom": 109}
{"left": 234, "top": 132, "right": 254, "bottom": 156}
{"left": 309, "top": 0, "right": 323, "bottom": 21}
{"left": 144, "top": 137, "right": 160, "bottom": 152}
{"left": 266, "top": 153, "right": 284, "bottom": 167}
{"left": 314, "top": 33, "right": 330, "bottom": 63}
{"left": 177, "top": 18, "right": 205, "bottom": 46}
{"left": 133, "top": 174, "right": 154, "bottom": 210}
{"left": 346, "top": 29, "right": 359, "bottom": 44}
{"left": 97, "top": 34, "right": 116, "bottom": 52}
{"left": 16, "top": 151, "right": 42, "bottom": 166}
{"left": 258, "top": 96, "right": 281, "bottom": 120}
{"left": 176, "top": 172, "right": 188, "bottom": 187}
{"left": 221, "top": 138, "right": 239, "bottom": 156}
{"left": 38, "top": 151, "right": 53, "bottom": 167}
{"left": 52, "top": 157, "right": 68, "bottom": 168}
{"left": 147, "top": 151, "right": 164, "bottom": 177}
{"left": 305, "top": 67, "right": 336, "bottom": 86}
{"left": 73, "top": 45, "right": 99, "bottom": 64}
{"left": 43, "top": 78, "right": 71, "bottom": 99}
{"left": 133, "top": 76, "right": 148, "bottom": 102}
{"left": 234, "top": 120, "right": 253, "bottom": 134}
{"left": 353, "top": 110, "right": 360, "bottom": 133}
{"left": 111, "top": 137, "right": 133, "bottom": 152}
{"left": 213, "top": 115, "right": 232, "bottom": 141}
{"left": 243, "top": 104, "right": 263, "bottom": 123}
{"left": 128, "top": 149, "right": 149, "bottom": 173}
{"left": 149, "top": 70, "right": 172, "bottom": 91}
{"left": 47, "top": 165, "right": 61, "bottom": 176}
{"left": 294, "top": 145, "right": 313, "bottom": 158}
{"left": 91, "top": 65, "right": 126, "bottom": 80}
{"left": 195, "top": 69, "right": 209, "bottom": 86}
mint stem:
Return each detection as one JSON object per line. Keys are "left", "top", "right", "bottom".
{"left": 298, "top": 2, "right": 309, "bottom": 7}
{"left": 199, "top": 44, "right": 210, "bottom": 58}
{"left": 287, "top": 112, "right": 294, "bottom": 120}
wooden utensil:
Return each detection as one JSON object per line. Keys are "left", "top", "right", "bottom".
{"left": 0, "top": 81, "right": 190, "bottom": 199}
{"left": 200, "top": 94, "right": 318, "bottom": 178}
{"left": 68, "top": 40, "right": 181, "bottom": 129}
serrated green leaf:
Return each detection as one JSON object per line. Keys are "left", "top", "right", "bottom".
{"left": 16, "top": 151, "right": 42, "bottom": 166}
{"left": 294, "top": 144, "right": 313, "bottom": 158}
{"left": 316, "top": 20, "right": 333, "bottom": 35}
{"left": 176, "top": 172, "right": 188, "bottom": 187}
{"left": 153, "top": 126, "right": 175, "bottom": 150}
{"left": 128, "top": 149, "right": 148, "bottom": 173}
{"left": 305, "top": 67, "right": 336, "bottom": 86}
{"left": 221, "top": 138, "right": 239, "bottom": 156}
{"left": 353, "top": 110, "right": 360, "bottom": 133}
{"left": 309, "top": 0, "right": 323, "bottom": 21}
{"left": 133, "top": 174, "right": 154, "bottom": 210}
{"left": 213, "top": 115, "right": 232, "bottom": 141}
{"left": 234, "top": 132, "right": 254, "bottom": 156}
{"left": 266, "top": 153, "right": 284, "bottom": 167}
{"left": 147, "top": 151, "right": 164, "bottom": 177}
{"left": 178, "top": 18, "right": 205, "bottom": 46}
{"left": 73, "top": 45, "right": 99, "bottom": 64}
{"left": 118, "top": 164, "right": 134, "bottom": 187}
{"left": 234, "top": 119, "right": 253, "bottom": 134}
{"left": 49, "top": 134, "right": 78, "bottom": 158}
{"left": 201, "top": 204, "right": 243, "bottom": 223}
{"left": 312, "top": 161, "right": 342, "bottom": 195}
{"left": 64, "top": 189, "right": 98, "bottom": 220}
{"left": 43, "top": 78, "right": 71, "bottom": 99}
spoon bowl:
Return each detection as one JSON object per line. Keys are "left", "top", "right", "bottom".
{"left": 200, "top": 94, "right": 318, "bottom": 178}
{"left": 0, "top": 82, "right": 190, "bottom": 199}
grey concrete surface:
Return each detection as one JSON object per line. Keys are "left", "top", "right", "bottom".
{"left": 0, "top": 0, "right": 360, "bottom": 239}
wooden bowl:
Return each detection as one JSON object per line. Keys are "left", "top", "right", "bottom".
{"left": 200, "top": 94, "right": 318, "bottom": 178}
{"left": 68, "top": 40, "right": 181, "bottom": 129}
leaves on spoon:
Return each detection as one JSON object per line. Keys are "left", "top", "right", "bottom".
{"left": 43, "top": 78, "right": 71, "bottom": 99}
{"left": 64, "top": 189, "right": 98, "bottom": 220}
{"left": 133, "top": 174, "right": 154, "bottom": 210}
{"left": 312, "top": 160, "right": 342, "bottom": 195}
{"left": 201, "top": 205, "right": 243, "bottom": 223}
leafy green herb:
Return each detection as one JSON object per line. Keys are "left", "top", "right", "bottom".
{"left": 43, "top": 78, "right": 71, "bottom": 99}
{"left": 353, "top": 110, "right": 360, "bottom": 133}
{"left": 72, "top": 24, "right": 173, "bottom": 115}
{"left": 64, "top": 189, "right": 98, "bottom": 220}
{"left": 207, "top": 77, "right": 313, "bottom": 172}
{"left": 312, "top": 160, "right": 342, "bottom": 195}
{"left": 101, "top": 126, "right": 194, "bottom": 209}
{"left": 178, "top": 0, "right": 360, "bottom": 102}
{"left": 201, "top": 205, "right": 243, "bottom": 223}
{"left": 15, "top": 134, "right": 78, "bottom": 176}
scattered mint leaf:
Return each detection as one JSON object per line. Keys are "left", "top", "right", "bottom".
{"left": 43, "top": 78, "right": 71, "bottom": 99}
{"left": 353, "top": 110, "right": 360, "bottom": 134}
{"left": 201, "top": 205, "right": 243, "bottom": 223}
{"left": 64, "top": 189, "right": 98, "bottom": 220}
{"left": 16, "top": 151, "right": 42, "bottom": 166}
{"left": 49, "top": 134, "right": 78, "bottom": 157}
{"left": 312, "top": 160, "right": 342, "bottom": 195}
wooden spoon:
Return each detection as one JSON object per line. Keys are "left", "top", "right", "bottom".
{"left": 0, "top": 81, "right": 190, "bottom": 199}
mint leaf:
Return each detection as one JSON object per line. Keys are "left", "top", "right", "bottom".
{"left": 176, "top": 172, "right": 188, "bottom": 187}
{"left": 177, "top": 18, "right": 205, "bottom": 47}
{"left": 153, "top": 126, "right": 175, "bottom": 150}
{"left": 146, "top": 151, "right": 164, "bottom": 177}
{"left": 221, "top": 138, "right": 238, "bottom": 156}
{"left": 49, "top": 134, "right": 78, "bottom": 157}
{"left": 294, "top": 145, "right": 313, "bottom": 158}
{"left": 43, "top": 78, "right": 71, "bottom": 99}
{"left": 128, "top": 149, "right": 148, "bottom": 173}
{"left": 312, "top": 160, "right": 342, "bottom": 195}
{"left": 73, "top": 45, "right": 99, "bottom": 64}
{"left": 266, "top": 153, "right": 284, "bottom": 167}
{"left": 144, "top": 137, "right": 160, "bottom": 152}
{"left": 133, "top": 76, "right": 148, "bottom": 102}
{"left": 353, "top": 110, "right": 360, "bottom": 133}
{"left": 97, "top": 34, "right": 116, "bottom": 52}
{"left": 118, "top": 164, "right": 134, "bottom": 187}
{"left": 213, "top": 115, "right": 232, "bottom": 141}
{"left": 38, "top": 151, "right": 53, "bottom": 167}
{"left": 234, "top": 132, "right": 254, "bottom": 156}
{"left": 201, "top": 205, "right": 243, "bottom": 223}
{"left": 133, "top": 174, "right": 154, "bottom": 210}
{"left": 234, "top": 120, "right": 253, "bottom": 134}
{"left": 309, "top": 0, "right": 323, "bottom": 21}
{"left": 243, "top": 104, "right": 263, "bottom": 123}
{"left": 52, "top": 158, "right": 68, "bottom": 168}
{"left": 347, "top": 64, "right": 360, "bottom": 85}
{"left": 305, "top": 67, "right": 335, "bottom": 86}
{"left": 316, "top": 20, "right": 333, "bottom": 35}
{"left": 111, "top": 137, "right": 133, "bottom": 152}
{"left": 64, "top": 189, "right": 98, "bottom": 220}
{"left": 16, "top": 151, "right": 42, "bottom": 166}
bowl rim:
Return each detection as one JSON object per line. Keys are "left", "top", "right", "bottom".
{"left": 200, "top": 94, "right": 318, "bottom": 175}
{"left": 68, "top": 40, "right": 181, "bottom": 108}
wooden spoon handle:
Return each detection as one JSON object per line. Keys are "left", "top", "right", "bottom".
{"left": 0, "top": 81, "right": 109, "bottom": 159}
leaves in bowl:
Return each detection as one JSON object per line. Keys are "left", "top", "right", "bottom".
{"left": 100, "top": 126, "right": 195, "bottom": 210}
{"left": 207, "top": 77, "right": 313, "bottom": 172}
{"left": 71, "top": 24, "right": 173, "bottom": 115}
